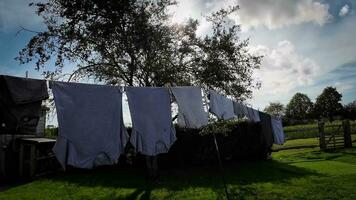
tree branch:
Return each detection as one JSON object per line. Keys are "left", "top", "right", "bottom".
{"left": 16, "top": 26, "right": 41, "bottom": 35}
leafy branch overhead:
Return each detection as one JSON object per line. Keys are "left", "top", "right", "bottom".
{"left": 17, "top": 0, "right": 262, "bottom": 101}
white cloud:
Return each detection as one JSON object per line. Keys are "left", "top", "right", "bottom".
{"left": 169, "top": 0, "right": 201, "bottom": 24}
{"left": 234, "top": 0, "right": 332, "bottom": 30}
{"left": 250, "top": 40, "right": 320, "bottom": 97}
{"left": 171, "top": 0, "right": 332, "bottom": 34}
{"left": 0, "top": 0, "right": 43, "bottom": 32}
{"left": 339, "top": 4, "right": 350, "bottom": 17}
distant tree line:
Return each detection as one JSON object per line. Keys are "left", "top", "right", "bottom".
{"left": 263, "top": 86, "right": 356, "bottom": 125}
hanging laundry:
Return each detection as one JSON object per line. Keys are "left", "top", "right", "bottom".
{"left": 233, "top": 101, "right": 245, "bottom": 118}
{"left": 2, "top": 75, "right": 49, "bottom": 104}
{"left": 259, "top": 111, "right": 274, "bottom": 148}
{"left": 126, "top": 87, "right": 177, "bottom": 156}
{"left": 208, "top": 90, "right": 235, "bottom": 120}
{"left": 246, "top": 106, "right": 254, "bottom": 121}
{"left": 241, "top": 103, "right": 250, "bottom": 120}
{"left": 249, "top": 107, "right": 261, "bottom": 122}
{"left": 271, "top": 116, "right": 285, "bottom": 145}
{"left": 171, "top": 86, "right": 208, "bottom": 129}
{"left": 253, "top": 109, "right": 261, "bottom": 122}
{"left": 51, "top": 81, "right": 128, "bottom": 169}
{"left": 0, "top": 75, "right": 48, "bottom": 134}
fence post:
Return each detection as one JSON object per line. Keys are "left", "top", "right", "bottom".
{"left": 343, "top": 120, "right": 352, "bottom": 148}
{"left": 318, "top": 121, "right": 326, "bottom": 150}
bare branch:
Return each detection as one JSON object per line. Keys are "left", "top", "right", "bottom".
{"left": 16, "top": 26, "right": 41, "bottom": 36}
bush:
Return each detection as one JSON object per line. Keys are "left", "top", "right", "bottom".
{"left": 124, "top": 120, "right": 273, "bottom": 168}
{"left": 44, "top": 127, "right": 58, "bottom": 138}
{"left": 46, "top": 120, "right": 273, "bottom": 168}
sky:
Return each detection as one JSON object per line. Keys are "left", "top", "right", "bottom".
{"left": 1, "top": 0, "right": 356, "bottom": 114}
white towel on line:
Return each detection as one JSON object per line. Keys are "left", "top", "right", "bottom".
{"left": 271, "top": 116, "right": 285, "bottom": 145}
{"left": 51, "top": 81, "right": 128, "bottom": 169}
{"left": 171, "top": 86, "right": 208, "bottom": 129}
{"left": 208, "top": 90, "right": 235, "bottom": 120}
{"left": 126, "top": 87, "right": 177, "bottom": 156}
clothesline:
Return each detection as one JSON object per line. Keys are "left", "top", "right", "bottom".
{"left": 20, "top": 75, "right": 262, "bottom": 112}
{"left": 0, "top": 74, "right": 285, "bottom": 170}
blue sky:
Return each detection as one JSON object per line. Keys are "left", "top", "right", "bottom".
{"left": 1, "top": 0, "right": 356, "bottom": 111}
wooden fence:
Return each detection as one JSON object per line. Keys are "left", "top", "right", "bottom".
{"left": 319, "top": 121, "right": 353, "bottom": 150}
{"left": 284, "top": 120, "right": 353, "bottom": 150}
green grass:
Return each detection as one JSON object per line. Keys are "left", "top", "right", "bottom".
{"left": 272, "top": 137, "right": 319, "bottom": 151}
{"left": 284, "top": 120, "right": 356, "bottom": 139}
{"left": 272, "top": 134, "right": 356, "bottom": 151}
{"left": 1, "top": 141, "right": 356, "bottom": 200}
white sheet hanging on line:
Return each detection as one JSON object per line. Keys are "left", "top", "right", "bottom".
{"left": 171, "top": 86, "right": 208, "bottom": 129}
{"left": 126, "top": 87, "right": 177, "bottom": 156}
{"left": 51, "top": 81, "right": 128, "bottom": 169}
{"left": 271, "top": 116, "right": 285, "bottom": 145}
{"left": 208, "top": 90, "right": 235, "bottom": 120}
{"left": 233, "top": 101, "right": 246, "bottom": 118}
{"left": 247, "top": 106, "right": 261, "bottom": 122}
{"left": 253, "top": 108, "right": 261, "bottom": 122}
{"left": 241, "top": 103, "right": 250, "bottom": 119}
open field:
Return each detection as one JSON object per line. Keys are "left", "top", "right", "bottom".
{"left": 284, "top": 120, "right": 356, "bottom": 139}
{"left": 1, "top": 138, "right": 356, "bottom": 200}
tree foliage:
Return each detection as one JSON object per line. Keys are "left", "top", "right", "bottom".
{"left": 17, "top": 0, "right": 261, "bottom": 100}
{"left": 314, "top": 86, "right": 343, "bottom": 121}
{"left": 343, "top": 100, "right": 356, "bottom": 120}
{"left": 285, "top": 93, "right": 313, "bottom": 120}
{"left": 263, "top": 102, "right": 285, "bottom": 117}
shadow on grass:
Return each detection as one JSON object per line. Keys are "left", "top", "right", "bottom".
{"left": 40, "top": 159, "right": 318, "bottom": 200}
{"left": 276, "top": 147, "right": 356, "bottom": 164}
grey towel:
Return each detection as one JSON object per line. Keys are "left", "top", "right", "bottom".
{"left": 2, "top": 75, "right": 48, "bottom": 104}
{"left": 271, "top": 116, "right": 285, "bottom": 145}
{"left": 259, "top": 111, "right": 274, "bottom": 147}
{"left": 51, "top": 81, "right": 128, "bottom": 169}
{"left": 208, "top": 90, "right": 235, "bottom": 120}
{"left": 171, "top": 86, "right": 208, "bottom": 129}
{"left": 126, "top": 87, "right": 177, "bottom": 156}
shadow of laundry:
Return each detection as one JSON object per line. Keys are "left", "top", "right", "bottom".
{"left": 43, "top": 159, "right": 318, "bottom": 193}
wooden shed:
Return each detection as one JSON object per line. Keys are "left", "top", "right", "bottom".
{"left": 0, "top": 106, "right": 50, "bottom": 179}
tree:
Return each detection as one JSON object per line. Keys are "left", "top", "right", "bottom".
{"left": 343, "top": 100, "right": 356, "bottom": 120}
{"left": 285, "top": 93, "right": 313, "bottom": 121}
{"left": 263, "top": 102, "right": 285, "bottom": 117}
{"left": 17, "top": 0, "right": 261, "bottom": 101}
{"left": 313, "top": 86, "right": 343, "bottom": 121}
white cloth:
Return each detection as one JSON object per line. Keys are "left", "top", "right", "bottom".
{"left": 241, "top": 103, "right": 250, "bottom": 119}
{"left": 126, "top": 87, "right": 177, "bottom": 156}
{"left": 208, "top": 90, "right": 235, "bottom": 120}
{"left": 171, "top": 86, "right": 208, "bottom": 129}
{"left": 247, "top": 107, "right": 261, "bottom": 122}
{"left": 233, "top": 101, "right": 245, "bottom": 118}
{"left": 253, "top": 108, "right": 261, "bottom": 122}
{"left": 271, "top": 116, "right": 285, "bottom": 145}
{"left": 51, "top": 81, "right": 128, "bottom": 169}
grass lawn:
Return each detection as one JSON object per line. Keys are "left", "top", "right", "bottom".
{"left": 1, "top": 144, "right": 356, "bottom": 199}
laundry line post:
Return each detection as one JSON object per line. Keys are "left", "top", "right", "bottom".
{"left": 318, "top": 121, "right": 326, "bottom": 150}
{"left": 342, "top": 120, "right": 352, "bottom": 148}
{"left": 146, "top": 155, "right": 158, "bottom": 179}
{"left": 203, "top": 89, "right": 231, "bottom": 200}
